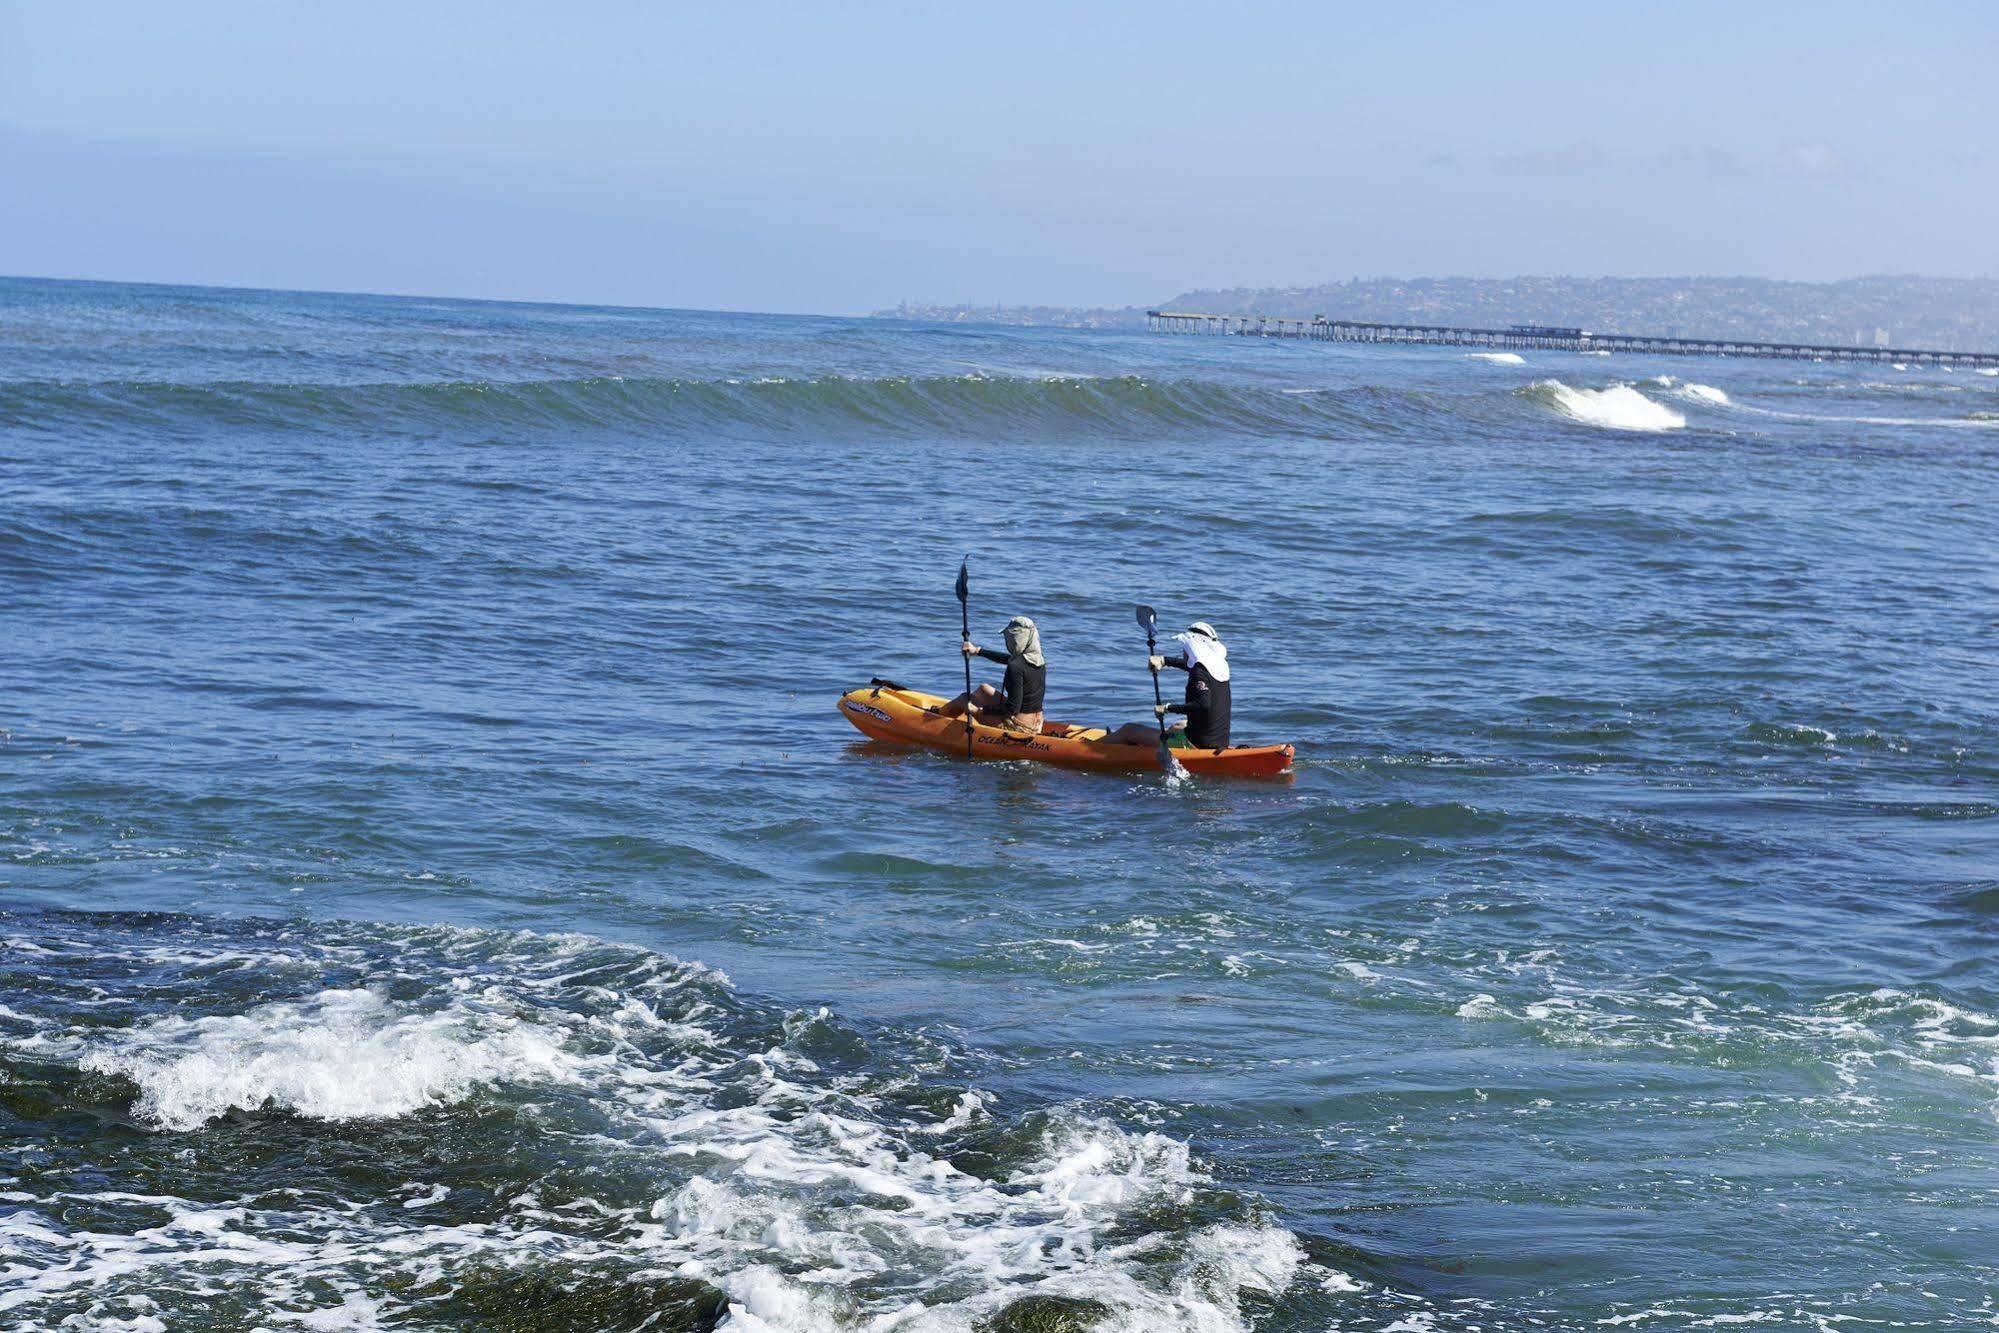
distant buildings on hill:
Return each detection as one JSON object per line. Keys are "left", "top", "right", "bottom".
{"left": 876, "top": 301, "right": 1140, "bottom": 330}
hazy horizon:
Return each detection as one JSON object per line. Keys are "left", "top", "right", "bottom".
{"left": 5, "top": 2, "right": 1996, "bottom": 315}
{"left": 10, "top": 268, "right": 1999, "bottom": 325}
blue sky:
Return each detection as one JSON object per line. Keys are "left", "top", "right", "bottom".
{"left": 3, "top": 1, "right": 1995, "bottom": 313}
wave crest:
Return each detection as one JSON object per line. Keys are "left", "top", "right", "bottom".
{"left": 0, "top": 371, "right": 1413, "bottom": 443}
{"left": 1524, "top": 380, "right": 1686, "bottom": 432}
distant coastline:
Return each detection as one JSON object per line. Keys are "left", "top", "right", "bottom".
{"left": 877, "top": 274, "right": 1999, "bottom": 350}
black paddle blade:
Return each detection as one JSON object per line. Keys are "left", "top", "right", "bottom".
{"left": 1135, "top": 603, "right": 1156, "bottom": 632}
{"left": 955, "top": 559, "right": 969, "bottom": 604}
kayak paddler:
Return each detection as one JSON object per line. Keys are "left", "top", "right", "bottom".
{"left": 1108, "top": 620, "right": 1232, "bottom": 750}
{"left": 938, "top": 615, "right": 1046, "bottom": 735}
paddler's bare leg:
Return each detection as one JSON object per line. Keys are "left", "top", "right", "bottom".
{"left": 937, "top": 683, "right": 1000, "bottom": 717}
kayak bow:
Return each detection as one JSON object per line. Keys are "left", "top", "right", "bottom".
{"left": 837, "top": 681, "right": 1294, "bottom": 778}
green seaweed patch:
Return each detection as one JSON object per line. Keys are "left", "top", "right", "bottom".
{"left": 976, "top": 1293, "right": 1113, "bottom": 1333}
{"left": 420, "top": 1265, "right": 729, "bottom": 1332}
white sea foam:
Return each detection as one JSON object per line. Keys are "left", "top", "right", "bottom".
{"left": 15, "top": 924, "right": 1307, "bottom": 1331}
{"left": 930, "top": 1089, "right": 989, "bottom": 1132}
{"left": 1980, "top": 367, "right": 1998, "bottom": 376}
{"left": 1442, "top": 971, "right": 1999, "bottom": 1126}
{"left": 1468, "top": 351, "right": 1525, "bottom": 365}
{"left": 80, "top": 988, "right": 583, "bottom": 1130}
{"left": 629, "top": 1100, "right": 1305, "bottom": 1329}
{"left": 1677, "top": 383, "right": 1731, "bottom": 406}
{"left": 1533, "top": 380, "right": 1686, "bottom": 432}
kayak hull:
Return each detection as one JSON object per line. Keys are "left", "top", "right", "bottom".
{"left": 837, "top": 683, "right": 1294, "bottom": 778}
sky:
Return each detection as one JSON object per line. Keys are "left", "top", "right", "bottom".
{"left": 3, "top": 1, "right": 1996, "bottom": 314}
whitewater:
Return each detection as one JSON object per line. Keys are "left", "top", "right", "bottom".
{"left": 3, "top": 277, "right": 1997, "bottom": 1331}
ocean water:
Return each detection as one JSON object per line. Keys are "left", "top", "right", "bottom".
{"left": 3, "top": 276, "right": 1996, "bottom": 1331}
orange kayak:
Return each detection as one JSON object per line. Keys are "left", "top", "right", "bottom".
{"left": 837, "top": 681, "right": 1295, "bottom": 778}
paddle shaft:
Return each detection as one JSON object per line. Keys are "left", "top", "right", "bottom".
{"left": 1134, "top": 603, "right": 1189, "bottom": 777}
{"left": 956, "top": 560, "right": 974, "bottom": 759}
{"left": 1145, "top": 626, "right": 1169, "bottom": 737}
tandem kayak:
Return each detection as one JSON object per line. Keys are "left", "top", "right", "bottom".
{"left": 837, "top": 680, "right": 1295, "bottom": 777}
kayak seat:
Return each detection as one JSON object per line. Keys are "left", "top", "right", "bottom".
{"left": 1047, "top": 724, "right": 1106, "bottom": 741}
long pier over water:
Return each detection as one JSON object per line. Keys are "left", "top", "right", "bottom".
{"left": 1147, "top": 311, "right": 1999, "bottom": 369}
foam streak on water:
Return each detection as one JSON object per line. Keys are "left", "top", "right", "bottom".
{"left": 3, "top": 277, "right": 1998, "bottom": 1330}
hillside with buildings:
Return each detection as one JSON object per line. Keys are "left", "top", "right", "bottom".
{"left": 873, "top": 301, "right": 1142, "bottom": 330}
{"left": 877, "top": 275, "right": 1999, "bottom": 349}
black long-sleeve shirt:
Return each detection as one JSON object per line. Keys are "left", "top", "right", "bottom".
{"left": 975, "top": 647, "right": 1046, "bottom": 718}
{"left": 1161, "top": 652, "right": 1230, "bottom": 749}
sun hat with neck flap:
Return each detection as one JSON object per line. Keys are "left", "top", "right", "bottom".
{"left": 1176, "top": 621, "right": 1229, "bottom": 681}
{"left": 1002, "top": 616, "right": 1045, "bottom": 667}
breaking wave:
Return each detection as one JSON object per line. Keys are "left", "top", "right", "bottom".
{"left": 8, "top": 361, "right": 1986, "bottom": 449}
{"left": 1468, "top": 352, "right": 1525, "bottom": 365}
{"left": 1523, "top": 380, "right": 1686, "bottom": 432}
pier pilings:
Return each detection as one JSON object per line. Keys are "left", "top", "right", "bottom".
{"left": 1144, "top": 311, "right": 1999, "bottom": 368}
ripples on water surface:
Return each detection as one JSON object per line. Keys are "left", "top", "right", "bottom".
{"left": 2, "top": 276, "right": 1996, "bottom": 1330}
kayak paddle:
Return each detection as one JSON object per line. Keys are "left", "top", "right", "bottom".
{"left": 1136, "top": 603, "right": 1190, "bottom": 779}
{"left": 955, "top": 558, "right": 974, "bottom": 759}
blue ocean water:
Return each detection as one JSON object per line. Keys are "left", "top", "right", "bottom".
{"left": 2, "top": 275, "right": 1996, "bottom": 1330}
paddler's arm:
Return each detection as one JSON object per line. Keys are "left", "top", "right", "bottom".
{"left": 1147, "top": 654, "right": 1190, "bottom": 672}
{"left": 973, "top": 647, "right": 1011, "bottom": 665}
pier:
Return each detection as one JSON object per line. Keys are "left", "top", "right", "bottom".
{"left": 1146, "top": 311, "right": 1999, "bottom": 369}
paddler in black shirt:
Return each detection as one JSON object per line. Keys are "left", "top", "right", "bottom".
{"left": 937, "top": 615, "right": 1047, "bottom": 734}
{"left": 1109, "top": 619, "right": 1232, "bottom": 750}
